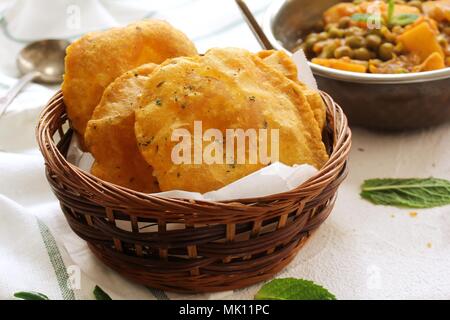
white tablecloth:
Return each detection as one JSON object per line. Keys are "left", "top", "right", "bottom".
{"left": 0, "top": 0, "right": 449, "bottom": 300}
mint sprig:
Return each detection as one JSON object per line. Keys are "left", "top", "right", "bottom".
{"left": 351, "top": 13, "right": 373, "bottom": 22}
{"left": 93, "top": 285, "right": 112, "bottom": 300}
{"left": 391, "top": 13, "right": 419, "bottom": 26}
{"left": 255, "top": 278, "right": 336, "bottom": 300}
{"left": 13, "top": 285, "right": 112, "bottom": 300}
{"left": 387, "top": 0, "right": 419, "bottom": 26}
{"left": 387, "top": 0, "right": 395, "bottom": 25}
{"left": 361, "top": 178, "right": 450, "bottom": 209}
{"left": 14, "top": 291, "right": 49, "bottom": 300}
{"left": 352, "top": 1, "right": 419, "bottom": 27}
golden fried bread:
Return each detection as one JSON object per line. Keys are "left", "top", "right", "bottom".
{"left": 258, "top": 50, "right": 327, "bottom": 130}
{"left": 257, "top": 50, "right": 299, "bottom": 80}
{"left": 134, "top": 48, "right": 329, "bottom": 193}
{"left": 85, "top": 64, "right": 159, "bottom": 193}
{"left": 63, "top": 19, "right": 198, "bottom": 141}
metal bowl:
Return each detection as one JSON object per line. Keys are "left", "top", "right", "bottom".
{"left": 263, "top": 0, "right": 450, "bottom": 131}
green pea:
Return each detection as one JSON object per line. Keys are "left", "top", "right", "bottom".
{"left": 344, "top": 27, "right": 364, "bottom": 37}
{"left": 437, "top": 35, "right": 448, "bottom": 47}
{"left": 306, "top": 32, "right": 318, "bottom": 41}
{"left": 344, "top": 29, "right": 353, "bottom": 37}
{"left": 353, "top": 48, "right": 372, "bottom": 61}
{"left": 346, "top": 35, "right": 366, "bottom": 48}
{"left": 312, "top": 41, "right": 326, "bottom": 54}
{"left": 379, "top": 43, "right": 395, "bottom": 61}
{"left": 325, "top": 23, "right": 338, "bottom": 32}
{"left": 338, "top": 16, "right": 352, "bottom": 29}
{"left": 381, "top": 29, "right": 397, "bottom": 43}
{"left": 321, "top": 43, "right": 338, "bottom": 58}
{"left": 328, "top": 27, "right": 344, "bottom": 38}
{"left": 305, "top": 37, "right": 319, "bottom": 51}
{"left": 334, "top": 46, "right": 354, "bottom": 59}
{"left": 318, "top": 32, "right": 329, "bottom": 41}
{"left": 366, "top": 34, "right": 382, "bottom": 50}
{"left": 392, "top": 26, "right": 404, "bottom": 35}
{"left": 369, "top": 27, "right": 382, "bottom": 35}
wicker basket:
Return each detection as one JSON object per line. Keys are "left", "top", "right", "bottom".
{"left": 36, "top": 91, "right": 351, "bottom": 293}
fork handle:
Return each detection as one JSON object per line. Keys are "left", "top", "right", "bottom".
{"left": 0, "top": 71, "right": 40, "bottom": 117}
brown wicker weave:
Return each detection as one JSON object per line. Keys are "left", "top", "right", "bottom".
{"left": 36, "top": 91, "right": 351, "bottom": 293}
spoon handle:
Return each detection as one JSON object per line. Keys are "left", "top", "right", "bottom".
{"left": 235, "top": 0, "right": 274, "bottom": 50}
{"left": 0, "top": 71, "right": 40, "bottom": 117}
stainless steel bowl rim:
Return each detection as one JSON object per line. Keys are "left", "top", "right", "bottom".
{"left": 263, "top": 0, "right": 450, "bottom": 84}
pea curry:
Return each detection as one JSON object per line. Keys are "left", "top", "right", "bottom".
{"left": 298, "top": 0, "right": 450, "bottom": 73}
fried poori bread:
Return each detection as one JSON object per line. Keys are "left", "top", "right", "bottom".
{"left": 257, "top": 50, "right": 327, "bottom": 130}
{"left": 134, "top": 48, "right": 329, "bottom": 193}
{"left": 63, "top": 19, "right": 198, "bottom": 140}
{"left": 85, "top": 63, "right": 159, "bottom": 193}
{"left": 257, "top": 50, "right": 299, "bottom": 80}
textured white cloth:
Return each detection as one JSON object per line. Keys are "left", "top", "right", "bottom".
{"left": 0, "top": 0, "right": 450, "bottom": 300}
{"left": 5, "top": 0, "right": 118, "bottom": 40}
{"left": 0, "top": 195, "right": 62, "bottom": 300}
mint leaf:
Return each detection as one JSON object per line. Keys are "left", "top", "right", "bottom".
{"left": 351, "top": 13, "right": 371, "bottom": 22}
{"left": 351, "top": 13, "right": 382, "bottom": 27}
{"left": 387, "top": 0, "right": 395, "bottom": 25}
{"left": 93, "top": 285, "right": 112, "bottom": 300}
{"left": 14, "top": 291, "right": 49, "bottom": 300}
{"left": 391, "top": 14, "right": 419, "bottom": 26}
{"left": 361, "top": 178, "right": 450, "bottom": 209}
{"left": 255, "top": 278, "right": 336, "bottom": 300}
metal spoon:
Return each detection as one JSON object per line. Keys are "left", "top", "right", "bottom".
{"left": 0, "top": 39, "right": 70, "bottom": 117}
{"left": 235, "top": 0, "right": 273, "bottom": 50}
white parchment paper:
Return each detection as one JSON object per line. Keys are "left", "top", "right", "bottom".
{"left": 67, "top": 135, "right": 317, "bottom": 201}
